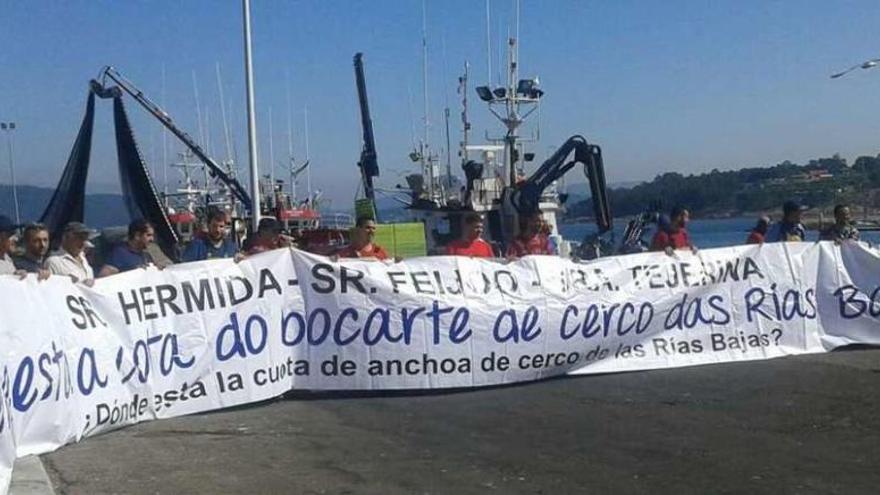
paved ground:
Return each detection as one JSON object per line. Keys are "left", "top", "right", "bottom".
{"left": 41, "top": 348, "right": 880, "bottom": 494}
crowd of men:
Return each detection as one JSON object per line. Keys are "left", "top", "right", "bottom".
{"left": 651, "top": 200, "right": 863, "bottom": 254}
{"left": 331, "top": 211, "right": 555, "bottom": 262}
{"left": 1, "top": 216, "right": 95, "bottom": 282}
{"left": 0, "top": 197, "right": 868, "bottom": 283}
{"left": 0, "top": 210, "right": 301, "bottom": 282}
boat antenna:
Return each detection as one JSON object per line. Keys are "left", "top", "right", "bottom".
{"left": 421, "top": 0, "right": 433, "bottom": 202}
{"left": 286, "top": 70, "right": 294, "bottom": 159}
{"left": 406, "top": 81, "right": 417, "bottom": 149}
{"left": 460, "top": 61, "right": 470, "bottom": 165}
{"left": 242, "top": 0, "right": 261, "bottom": 229}
{"left": 442, "top": 33, "right": 452, "bottom": 190}
{"left": 286, "top": 69, "right": 296, "bottom": 200}
{"left": 192, "top": 70, "right": 205, "bottom": 148}
{"left": 444, "top": 108, "right": 452, "bottom": 192}
{"left": 486, "top": 0, "right": 492, "bottom": 85}
{"left": 304, "top": 105, "right": 311, "bottom": 204}
{"left": 204, "top": 107, "right": 212, "bottom": 158}
{"left": 268, "top": 106, "right": 275, "bottom": 188}
{"left": 497, "top": 21, "right": 504, "bottom": 87}
{"left": 193, "top": 71, "right": 211, "bottom": 197}
{"left": 515, "top": 0, "right": 520, "bottom": 64}
{"left": 228, "top": 99, "right": 241, "bottom": 175}
{"left": 216, "top": 62, "right": 234, "bottom": 164}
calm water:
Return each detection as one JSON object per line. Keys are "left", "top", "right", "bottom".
{"left": 558, "top": 217, "right": 880, "bottom": 249}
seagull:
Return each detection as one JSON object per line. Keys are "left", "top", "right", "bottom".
{"left": 831, "top": 58, "right": 880, "bottom": 78}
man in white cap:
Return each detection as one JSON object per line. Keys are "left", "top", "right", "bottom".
{"left": 46, "top": 222, "right": 95, "bottom": 284}
{"left": 0, "top": 215, "right": 19, "bottom": 275}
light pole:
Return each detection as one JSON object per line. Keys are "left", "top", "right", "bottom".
{"left": 0, "top": 122, "right": 20, "bottom": 225}
{"left": 830, "top": 57, "right": 880, "bottom": 79}
{"left": 242, "top": 0, "right": 261, "bottom": 232}
{"left": 830, "top": 58, "right": 880, "bottom": 219}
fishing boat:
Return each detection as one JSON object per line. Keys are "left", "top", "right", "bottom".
{"left": 351, "top": 34, "right": 613, "bottom": 259}
{"left": 38, "top": 64, "right": 352, "bottom": 259}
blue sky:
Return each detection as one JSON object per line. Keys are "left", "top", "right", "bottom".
{"left": 1, "top": 0, "right": 880, "bottom": 208}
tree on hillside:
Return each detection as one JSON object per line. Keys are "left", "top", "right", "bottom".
{"left": 566, "top": 152, "right": 880, "bottom": 220}
{"left": 853, "top": 155, "right": 880, "bottom": 187}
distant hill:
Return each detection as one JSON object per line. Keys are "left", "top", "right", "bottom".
{"left": 0, "top": 184, "right": 129, "bottom": 228}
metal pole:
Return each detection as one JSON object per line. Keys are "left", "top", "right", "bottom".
{"left": 4, "top": 125, "right": 20, "bottom": 224}
{"left": 444, "top": 107, "right": 452, "bottom": 189}
{"left": 242, "top": 0, "right": 261, "bottom": 231}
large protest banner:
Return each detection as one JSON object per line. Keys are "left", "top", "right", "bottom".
{"left": 0, "top": 242, "right": 878, "bottom": 491}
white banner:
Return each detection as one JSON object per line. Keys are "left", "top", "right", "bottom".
{"left": 0, "top": 242, "right": 878, "bottom": 491}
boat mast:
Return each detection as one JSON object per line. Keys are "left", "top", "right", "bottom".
{"left": 268, "top": 107, "right": 275, "bottom": 189}
{"left": 420, "top": 0, "right": 435, "bottom": 203}
{"left": 242, "top": 0, "right": 261, "bottom": 229}
{"left": 475, "top": 0, "right": 541, "bottom": 189}
{"left": 216, "top": 62, "right": 234, "bottom": 166}
{"left": 442, "top": 35, "right": 453, "bottom": 192}
{"left": 505, "top": 36, "right": 517, "bottom": 186}
{"left": 191, "top": 72, "right": 212, "bottom": 203}
{"left": 286, "top": 70, "right": 296, "bottom": 200}
{"left": 444, "top": 108, "right": 452, "bottom": 191}
{"left": 486, "top": 0, "right": 492, "bottom": 85}
{"left": 460, "top": 61, "right": 470, "bottom": 165}
{"left": 304, "top": 105, "right": 311, "bottom": 204}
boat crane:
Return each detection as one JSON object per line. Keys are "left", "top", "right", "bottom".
{"left": 91, "top": 66, "right": 253, "bottom": 213}
{"left": 353, "top": 53, "right": 380, "bottom": 218}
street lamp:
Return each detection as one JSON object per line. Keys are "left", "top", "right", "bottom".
{"left": 830, "top": 58, "right": 880, "bottom": 79}
{"left": 0, "top": 122, "right": 20, "bottom": 225}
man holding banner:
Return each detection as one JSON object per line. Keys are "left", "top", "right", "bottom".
{"left": 0, "top": 215, "right": 18, "bottom": 275}
{"left": 446, "top": 212, "right": 494, "bottom": 258}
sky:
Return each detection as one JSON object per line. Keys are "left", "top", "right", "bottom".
{"left": 1, "top": 0, "right": 880, "bottom": 210}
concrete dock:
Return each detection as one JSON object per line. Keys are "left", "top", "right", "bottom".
{"left": 36, "top": 348, "right": 880, "bottom": 494}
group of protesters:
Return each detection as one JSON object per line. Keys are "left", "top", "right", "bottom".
{"left": 0, "top": 215, "right": 154, "bottom": 284}
{"left": 0, "top": 208, "right": 295, "bottom": 284}
{"left": 337, "top": 210, "right": 555, "bottom": 261}
{"left": 0, "top": 195, "right": 867, "bottom": 282}
{"left": 0, "top": 216, "right": 96, "bottom": 282}
{"left": 650, "top": 200, "right": 863, "bottom": 254}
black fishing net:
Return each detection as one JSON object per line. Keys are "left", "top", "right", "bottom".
{"left": 39, "top": 91, "right": 95, "bottom": 246}
{"left": 112, "top": 96, "right": 178, "bottom": 258}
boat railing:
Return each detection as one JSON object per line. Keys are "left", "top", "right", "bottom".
{"left": 322, "top": 212, "right": 355, "bottom": 230}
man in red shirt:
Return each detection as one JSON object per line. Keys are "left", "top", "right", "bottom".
{"left": 651, "top": 206, "right": 696, "bottom": 254}
{"left": 446, "top": 212, "right": 494, "bottom": 258}
{"left": 337, "top": 217, "right": 389, "bottom": 260}
{"left": 506, "top": 212, "right": 552, "bottom": 258}
{"left": 245, "top": 218, "right": 286, "bottom": 256}
{"left": 746, "top": 216, "right": 770, "bottom": 244}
